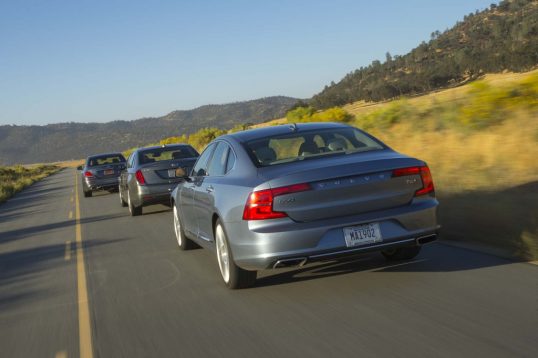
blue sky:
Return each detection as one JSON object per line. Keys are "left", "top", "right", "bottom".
{"left": 0, "top": 0, "right": 495, "bottom": 125}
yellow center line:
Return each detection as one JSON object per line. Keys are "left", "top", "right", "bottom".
{"left": 75, "top": 172, "right": 94, "bottom": 358}
{"left": 65, "top": 241, "right": 71, "bottom": 261}
{"left": 69, "top": 210, "right": 73, "bottom": 220}
{"left": 70, "top": 196, "right": 74, "bottom": 203}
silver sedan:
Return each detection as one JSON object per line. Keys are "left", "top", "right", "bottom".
{"left": 171, "top": 122, "right": 440, "bottom": 288}
{"left": 119, "top": 144, "right": 199, "bottom": 216}
{"left": 80, "top": 153, "right": 126, "bottom": 197}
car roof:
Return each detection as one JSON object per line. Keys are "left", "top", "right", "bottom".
{"left": 224, "top": 122, "right": 351, "bottom": 143}
{"left": 135, "top": 143, "right": 191, "bottom": 152}
{"left": 87, "top": 152, "right": 124, "bottom": 159}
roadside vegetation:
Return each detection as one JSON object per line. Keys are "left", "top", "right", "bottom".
{"left": 130, "top": 70, "right": 538, "bottom": 260}
{"left": 311, "top": 0, "right": 538, "bottom": 108}
{"left": 0, "top": 165, "right": 61, "bottom": 203}
{"left": 289, "top": 70, "right": 538, "bottom": 260}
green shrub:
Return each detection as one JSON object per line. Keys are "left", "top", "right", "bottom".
{"left": 286, "top": 106, "right": 353, "bottom": 123}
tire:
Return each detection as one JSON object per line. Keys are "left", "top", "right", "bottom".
{"left": 127, "top": 189, "right": 142, "bottom": 216}
{"left": 215, "top": 220, "right": 256, "bottom": 289}
{"left": 173, "top": 204, "right": 195, "bottom": 250}
{"left": 119, "top": 187, "right": 127, "bottom": 207}
{"left": 382, "top": 246, "right": 422, "bottom": 261}
{"left": 83, "top": 190, "right": 92, "bottom": 198}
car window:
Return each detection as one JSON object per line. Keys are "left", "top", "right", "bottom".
{"left": 225, "top": 149, "right": 236, "bottom": 173}
{"left": 192, "top": 143, "right": 216, "bottom": 177}
{"left": 127, "top": 153, "right": 135, "bottom": 168}
{"left": 245, "top": 127, "right": 384, "bottom": 166}
{"left": 87, "top": 154, "right": 126, "bottom": 167}
{"left": 138, "top": 145, "right": 198, "bottom": 164}
{"left": 207, "top": 142, "right": 229, "bottom": 176}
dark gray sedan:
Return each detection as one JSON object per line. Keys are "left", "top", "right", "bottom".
{"left": 80, "top": 153, "right": 126, "bottom": 197}
{"left": 119, "top": 144, "right": 199, "bottom": 216}
{"left": 171, "top": 122, "right": 440, "bottom": 289}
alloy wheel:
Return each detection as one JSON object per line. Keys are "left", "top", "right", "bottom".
{"left": 173, "top": 205, "right": 182, "bottom": 247}
{"left": 215, "top": 225, "right": 230, "bottom": 283}
{"left": 127, "top": 190, "right": 132, "bottom": 214}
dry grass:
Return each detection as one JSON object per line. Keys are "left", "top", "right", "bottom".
{"left": 364, "top": 113, "right": 538, "bottom": 193}
{"left": 342, "top": 69, "right": 538, "bottom": 117}
{"left": 0, "top": 165, "right": 61, "bottom": 204}
{"left": 263, "top": 69, "right": 538, "bottom": 260}
{"left": 54, "top": 159, "right": 85, "bottom": 168}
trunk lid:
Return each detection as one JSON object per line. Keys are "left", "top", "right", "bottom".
{"left": 91, "top": 163, "right": 126, "bottom": 178}
{"left": 139, "top": 158, "right": 197, "bottom": 185}
{"left": 259, "top": 150, "right": 425, "bottom": 222}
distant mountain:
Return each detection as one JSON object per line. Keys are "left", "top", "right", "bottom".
{"left": 0, "top": 96, "right": 299, "bottom": 165}
{"left": 311, "top": 0, "right": 538, "bottom": 108}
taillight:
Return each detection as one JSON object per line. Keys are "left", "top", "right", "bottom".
{"left": 243, "top": 183, "right": 311, "bottom": 220}
{"left": 415, "top": 166, "right": 434, "bottom": 196}
{"left": 392, "top": 165, "right": 434, "bottom": 196}
{"left": 84, "top": 171, "right": 93, "bottom": 177}
{"left": 135, "top": 170, "right": 146, "bottom": 185}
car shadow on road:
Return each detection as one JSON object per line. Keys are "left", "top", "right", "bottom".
{"left": 90, "top": 190, "right": 119, "bottom": 197}
{"left": 0, "top": 214, "right": 126, "bottom": 245}
{"left": 0, "top": 238, "right": 130, "bottom": 312}
{"left": 254, "top": 242, "right": 519, "bottom": 288}
{"left": 140, "top": 208, "right": 172, "bottom": 216}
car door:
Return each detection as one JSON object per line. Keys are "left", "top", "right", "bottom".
{"left": 123, "top": 153, "right": 135, "bottom": 193}
{"left": 181, "top": 143, "right": 216, "bottom": 238}
{"left": 120, "top": 153, "right": 131, "bottom": 193}
{"left": 194, "top": 141, "right": 232, "bottom": 242}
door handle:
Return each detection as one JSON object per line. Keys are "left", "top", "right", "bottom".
{"left": 206, "top": 185, "right": 214, "bottom": 193}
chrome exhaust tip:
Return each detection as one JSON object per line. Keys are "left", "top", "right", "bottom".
{"left": 273, "top": 257, "right": 307, "bottom": 269}
{"left": 416, "top": 234, "right": 437, "bottom": 246}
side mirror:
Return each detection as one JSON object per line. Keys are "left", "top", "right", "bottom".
{"left": 77, "top": 165, "right": 83, "bottom": 171}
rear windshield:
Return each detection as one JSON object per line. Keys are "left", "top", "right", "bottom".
{"left": 245, "top": 127, "right": 385, "bottom": 166}
{"left": 138, "top": 145, "right": 199, "bottom": 164}
{"left": 87, "top": 155, "right": 126, "bottom": 167}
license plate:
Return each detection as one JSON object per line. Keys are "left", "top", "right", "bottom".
{"left": 343, "top": 223, "right": 382, "bottom": 247}
{"left": 104, "top": 169, "right": 114, "bottom": 175}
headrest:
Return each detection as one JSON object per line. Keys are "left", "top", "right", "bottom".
{"left": 327, "top": 138, "right": 347, "bottom": 151}
{"left": 255, "top": 147, "right": 277, "bottom": 164}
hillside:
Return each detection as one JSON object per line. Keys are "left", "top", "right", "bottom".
{"left": 311, "top": 0, "right": 538, "bottom": 108}
{"left": 264, "top": 69, "right": 537, "bottom": 260}
{"left": 0, "top": 96, "right": 298, "bottom": 165}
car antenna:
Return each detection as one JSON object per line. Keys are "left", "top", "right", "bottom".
{"left": 289, "top": 123, "right": 298, "bottom": 132}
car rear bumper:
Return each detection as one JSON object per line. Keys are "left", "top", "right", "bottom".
{"left": 226, "top": 198, "right": 440, "bottom": 270}
{"left": 137, "top": 183, "right": 179, "bottom": 206}
{"left": 85, "top": 176, "right": 120, "bottom": 190}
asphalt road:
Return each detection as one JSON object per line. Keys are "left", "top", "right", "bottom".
{"left": 1, "top": 168, "right": 537, "bottom": 358}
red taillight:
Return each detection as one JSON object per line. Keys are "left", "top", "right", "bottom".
{"left": 243, "top": 183, "right": 311, "bottom": 220}
{"left": 84, "top": 171, "right": 93, "bottom": 177}
{"left": 135, "top": 170, "right": 146, "bottom": 185}
{"left": 392, "top": 165, "right": 434, "bottom": 196}
{"left": 415, "top": 166, "right": 434, "bottom": 196}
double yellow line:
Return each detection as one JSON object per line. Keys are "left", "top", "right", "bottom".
{"left": 74, "top": 173, "right": 94, "bottom": 358}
